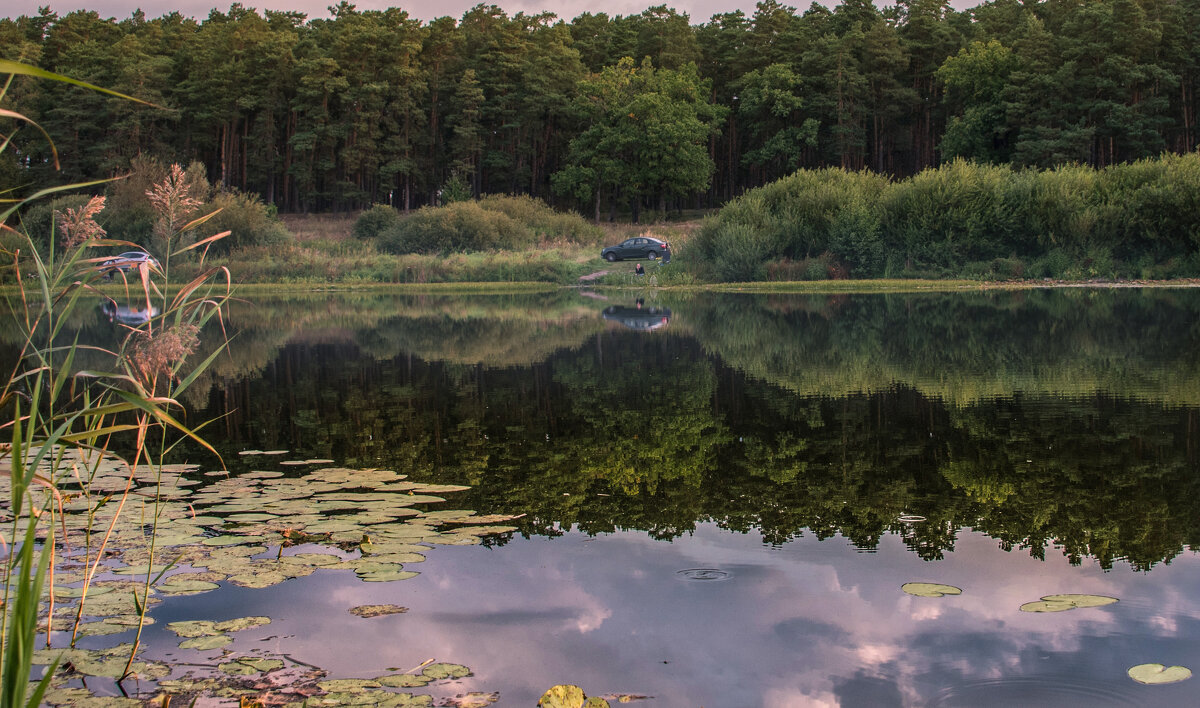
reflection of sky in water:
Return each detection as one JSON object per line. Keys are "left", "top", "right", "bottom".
{"left": 140, "top": 525, "right": 1200, "bottom": 707}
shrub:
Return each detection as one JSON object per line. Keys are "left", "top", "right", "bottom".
{"left": 352, "top": 204, "right": 401, "bottom": 240}
{"left": 477, "top": 194, "right": 602, "bottom": 244}
{"left": 200, "top": 189, "right": 290, "bottom": 254}
{"left": 378, "top": 196, "right": 600, "bottom": 255}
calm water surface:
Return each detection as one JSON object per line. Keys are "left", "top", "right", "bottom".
{"left": 8, "top": 288, "right": 1200, "bottom": 707}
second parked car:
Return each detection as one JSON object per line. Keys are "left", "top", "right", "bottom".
{"left": 601, "top": 237, "right": 670, "bottom": 262}
{"left": 101, "top": 251, "right": 160, "bottom": 279}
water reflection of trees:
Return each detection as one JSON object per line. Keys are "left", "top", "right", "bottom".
{"left": 12, "top": 290, "right": 1197, "bottom": 569}
{"left": 185, "top": 327, "right": 1200, "bottom": 571}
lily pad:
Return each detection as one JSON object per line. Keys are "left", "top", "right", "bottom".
{"left": 167, "top": 620, "right": 220, "bottom": 637}
{"left": 441, "top": 693, "right": 500, "bottom": 708}
{"left": 350, "top": 604, "right": 408, "bottom": 618}
{"left": 202, "top": 535, "right": 254, "bottom": 547}
{"left": 357, "top": 569, "right": 420, "bottom": 583}
{"left": 228, "top": 571, "right": 289, "bottom": 588}
{"left": 219, "top": 658, "right": 285, "bottom": 675}
{"left": 422, "top": 663, "right": 471, "bottom": 680}
{"left": 901, "top": 582, "right": 962, "bottom": 598}
{"left": 158, "top": 579, "right": 221, "bottom": 595}
{"left": 539, "top": 685, "right": 610, "bottom": 708}
{"left": 376, "top": 674, "right": 432, "bottom": 688}
{"left": 1020, "top": 594, "right": 1119, "bottom": 613}
{"left": 1127, "top": 663, "right": 1191, "bottom": 685}
{"left": 214, "top": 616, "right": 272, "bottom": 632}
{"left": 317, "top": 679, "right": 383, "bottom": 693}
{"left": 179, "top": 634, "right": 232, "bottom": 650}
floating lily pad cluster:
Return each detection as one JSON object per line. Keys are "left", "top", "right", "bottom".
{"left": 1019, "top": 593, "right": 1119, "bottom": 613}
{"left": 902, "top": 582, "right": 1191, "bottom": 686}
{"left": 2, "top": 451, "right": 521, "bottom": 706}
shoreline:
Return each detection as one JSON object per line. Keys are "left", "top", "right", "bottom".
{"left": 4, "top": 277, "right": 1199, "bottom": 298}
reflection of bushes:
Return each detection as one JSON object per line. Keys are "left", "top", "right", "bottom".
{"left": 685, "top": 289, "right": 1200, "bottom": 406}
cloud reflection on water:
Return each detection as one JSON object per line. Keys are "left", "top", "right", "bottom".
{"left": 141, "top": 524, "right": 1200, "bottom": 707}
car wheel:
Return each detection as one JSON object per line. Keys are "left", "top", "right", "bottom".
{"left": 605, "top": 252, "right": 618, "bottom": 262}
{"left": 648, "top": 251, "right": 659, "bottom": 260}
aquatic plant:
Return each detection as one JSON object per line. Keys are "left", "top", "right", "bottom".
{"left": 0, "top": 58, "right": 230, "bottom": 701}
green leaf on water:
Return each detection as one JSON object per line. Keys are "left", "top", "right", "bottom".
{"left": 317, "top": 679, "right": 383, "bottom": 693}
{"left": 75, "top": 620, "right": 132, "bottom": 637}
{"left": 422, "top": 663, "right": 471, "bottom": 680}
{"left": 357, "top": 570, "right": 420, "bottom": 583}
{"left": 167, "top": 620, "right": 220, "bottom": 637}
{"left": 53, "top": 586, "right": 112, "bottom": 598}
{"left": 68, "top": 697, "right": 144, "bottom": 706}
{"left": 214, "top": 616, "right": 272, "bottom": 632}
{"left": 158, "top": 579, "right": 221, "bottom": 595}
{"left": 376, "top": 673, "right": 432, "bottom": 688}
{"left": 1128, "top": 663, "right": 1191, "bottom": 684}
{"left": 441, "top": 693, "right": 500, "bottom": 707}
{"left": 1020, "top": 594, "right": 1119, "bottom": 613}
{"left": 202, "top": 535, "right": 253, "bottom": 547}
{"left": 901, "top": 583, "right": 962, "bottom": 598}
{"left": 179, "top": 634, "right": 232, "bottom": 650}
{"left": 228, "top": 571, "right": 289, "bottom": 588}
{"left": 219, "top": 658, "right": 284, "bottom": 675}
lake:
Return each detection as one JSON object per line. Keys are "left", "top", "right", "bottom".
{"left": 5, "top": 287, "right": 1200, "bottom": 707}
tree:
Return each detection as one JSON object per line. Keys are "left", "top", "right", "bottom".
{"left": 553, "top": 57, "right": 724, "bottom": 222}
{"left": 937, "top": 39, "right": 1018, "bottom": 162}
{"left": 736, "top": 63, "right": 819, "bottom": 182}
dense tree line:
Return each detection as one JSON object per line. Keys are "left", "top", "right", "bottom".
{"left": 2, "top": 0, "right": 1199, "bottom": 216}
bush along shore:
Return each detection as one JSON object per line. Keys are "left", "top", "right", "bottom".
{"left": 691, "top": 153, "right": 1200, "bottom": 283}
{"left": 10, "top": 155, "right": 1200, "bottom": 288}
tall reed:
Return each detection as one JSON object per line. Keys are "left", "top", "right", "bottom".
{"left": 0, "top": 59, "right": 229, "bottom": 702}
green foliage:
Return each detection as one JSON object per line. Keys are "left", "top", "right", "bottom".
{"left": 439, "top": 174, "right": 472, "bottom": 205}
{"left": 477, "top": 194, "right": 602, "bottom": 245}
{"left": 3, "top": 0, "right": 1199, "bottom": 213}
{"left": 378, "top": 195, "right": 599, "bottom": 255}
{"left": 694, "top": 154, "right": 1200, "bottom": 281}
{"left": 201, "top": 190, "right": 290, "bottom": 254}
{"left": 351, "top": 204, "right": 401, "bottom": 240}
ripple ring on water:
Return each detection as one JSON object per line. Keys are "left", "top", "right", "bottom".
{"left": 676, "top": 568, "right": 731, "bottom": 581}
{"left": 898, "top": 514, "right": 927, "bottom": 523}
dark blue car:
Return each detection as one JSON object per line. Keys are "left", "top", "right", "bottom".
{"left": 601, "top": 237, "right": 670, "bottom": 262}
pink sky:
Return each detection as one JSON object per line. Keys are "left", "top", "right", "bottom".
{"left": 3, "top": 0, "right": 978, "bottom": 24}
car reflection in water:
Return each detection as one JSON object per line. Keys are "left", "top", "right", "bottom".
{"left": 602, "top": 299, "right": 671, "bottom": 332}
{"left": 101, "top": 301, "right": 159, "bottom": 326}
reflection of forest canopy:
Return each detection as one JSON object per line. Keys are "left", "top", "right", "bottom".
{"left": 9, "top": 291, "right": 1198, "bottom": 568}
{"left": 181, "top": 322, "right": 1200, "bottom": 571}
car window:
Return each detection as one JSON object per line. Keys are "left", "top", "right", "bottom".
{"left": 622, "top": 239, "right": 635, "bottom": 247}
